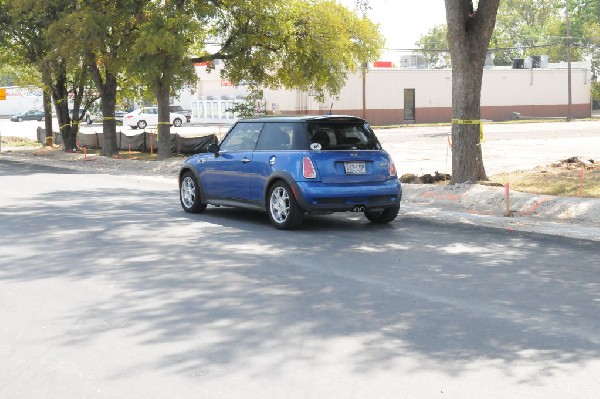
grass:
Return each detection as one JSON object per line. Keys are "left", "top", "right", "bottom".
{"left": 0, "top": 136, "right": 39, "bottom": 147}
{"left": 111, "top": 151, "right": 159, "bottom": 161}
{"left": 80, "top": 148, "right": 159, "bottom": 161}
{"left": 490, "top": 164, "right": 600, "bottom": 198}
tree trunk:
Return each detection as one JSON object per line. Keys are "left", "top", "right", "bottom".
{"left": 100, "top": 73, "right": 119, "bottom": 157}
{"left": 40, "top": 65, "right": 54, "bottom": 145}
{"left": 89, "top": 57, "right": 119, "bottom": 157}
{"left": 49, "top": 64, "right": 78, "bottom": 151}
{"left": 43, "top": 88, "right": 53, "bottom": 145}
{"left": 157, "top": 76, "right": 172, "bottom": 160}
{"left": 445, "top": 0, "right": 500, "bottom": 183}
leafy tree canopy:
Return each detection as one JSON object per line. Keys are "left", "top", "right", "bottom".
{"left": 417, "top": 0, "right": 569, "bottom": 67}
{"left": 190, "top": 0, "right": 383, "bottom": 101}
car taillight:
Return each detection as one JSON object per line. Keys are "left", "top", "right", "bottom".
{"left": 303, "top": 156, "right": 316, "bottom": 179}
{"left": 389, "top": 158, "right": 397, "bottom": 177}
{"left": 126, "top": 115, "right": 133, "bottom": 119}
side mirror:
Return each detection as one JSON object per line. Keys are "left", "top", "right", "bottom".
{"left": 207, "top": 143, "right": 220, "bottom": 156}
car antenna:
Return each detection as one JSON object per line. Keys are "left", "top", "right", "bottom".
{"left": 328, "top": 103, "right": 333, "bottom": 115}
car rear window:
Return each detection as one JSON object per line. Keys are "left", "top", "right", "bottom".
{"left": 307, "top": 122, "right": 381, "bottom": 150}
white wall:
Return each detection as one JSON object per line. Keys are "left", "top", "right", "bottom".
{"left": 0, "top": 87, "right": 44, "bottom": 116}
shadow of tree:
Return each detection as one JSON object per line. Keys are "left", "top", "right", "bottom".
{"left": 1, "top": 172, "right": 599, "bottom": 387}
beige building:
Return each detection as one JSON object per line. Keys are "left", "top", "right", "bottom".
{"left": 190, "top": 60, "right": 592, "bottom": 125}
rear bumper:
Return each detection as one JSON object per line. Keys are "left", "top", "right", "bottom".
{"left": 293, "top": 179, "right": 402, "bottom": 212}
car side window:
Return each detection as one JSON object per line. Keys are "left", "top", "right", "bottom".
{"left": 256, "top": 123, "right": 302, "bottom": 150}
{"left": 220, "top": 122, "right": 263, "bottom": 151}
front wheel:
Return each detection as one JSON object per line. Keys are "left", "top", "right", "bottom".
{"left": 173, "top": 118, "right": 183, "bottom": 127}
{"left": 364, "top": 205, "right": 400, "bottom": 224}
{"left": 180, "top": 172, "right": 207, "bottom": 214}
{"left": 267, "top": 181, "right": 304, "bottom": 230}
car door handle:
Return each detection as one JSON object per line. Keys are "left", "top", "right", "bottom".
{"left": 241, "top": 158, "right": 251, "bottom": 164}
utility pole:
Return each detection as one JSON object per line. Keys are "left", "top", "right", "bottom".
{"left": 362, "top": 62, "right": 367, "bottom": 119}
{"left": 566, "top": 0, "right": 573, "bottom": 121}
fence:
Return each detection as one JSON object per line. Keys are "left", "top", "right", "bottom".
{"left": 37, "top": 128, "right": 216, "bottom": 155}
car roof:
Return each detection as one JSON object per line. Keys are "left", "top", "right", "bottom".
{"left": 238, "top": 115, "right": 366, "bottom": 123}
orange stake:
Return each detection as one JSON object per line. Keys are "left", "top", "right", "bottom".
{"left": 579, "top": 167, "right": 585, "bottom": 197}
{"left": 504, "top": 183, "right": 511, "bottom": 217}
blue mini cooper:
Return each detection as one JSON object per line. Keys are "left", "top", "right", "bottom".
{"left": 179, "top": 115, "right": 402, "bottom": 229}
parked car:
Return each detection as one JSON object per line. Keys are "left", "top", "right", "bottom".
{"left": 10, "top": 109, "right": 45, "bottom": 122}
{"left": 169, "top": 105, "right": 191, "bottom": 122}
{"left": 123, "top": 107, "right": 186, "bottom": 129}
{"left": 179, "top": 115, "right": 401, "bottom": 229}
{"left": 115, "top": 110, "right": 127, "bottom": 125}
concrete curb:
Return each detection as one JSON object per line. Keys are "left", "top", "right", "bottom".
{"left": 401, "top": 183, "right": 600, "bottom": 241}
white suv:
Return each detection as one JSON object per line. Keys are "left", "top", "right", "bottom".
{"left": 123, "top": 107, "right": 186, "bottom": 129}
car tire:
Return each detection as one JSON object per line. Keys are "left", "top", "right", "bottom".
{"left": 137, "top": 120, "right": 147, "bottom": 129}
{"left": 267, "top": 181, "right": 304, "bottom": 230}
{"left": 173, "top": 118, "right": 183, "bottom": 127}
{"left": 180, "top": 171, "right": 207, "bottom": 214}
{"left": 364, "top": 205, "right": 400, "bottom": 224}
{"left": 17, "top": 117, "right": 23, "bottom": 122}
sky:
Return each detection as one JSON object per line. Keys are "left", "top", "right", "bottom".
{"left": 339, "top": 0, "right": 447, "bottom": 53}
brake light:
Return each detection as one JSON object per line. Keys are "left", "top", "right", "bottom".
{"left": 303, "top": 156, "right": 317, "bottom": 179}
{"left": 126, "top": 115, "right": 133, "bottom": 119}
{"left": 389, "top": 158, "right": 397, "bottom": 177}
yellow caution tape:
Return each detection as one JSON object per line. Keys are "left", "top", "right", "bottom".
{"left": 451, "top": 119, "right": 481, "bottom": 125}
{"left": 451, "top": 119, "right": 485, "bottom": 143}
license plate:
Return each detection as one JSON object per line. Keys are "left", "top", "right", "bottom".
{"left": 344, "top": 161, "right": 366, "bottom": 174}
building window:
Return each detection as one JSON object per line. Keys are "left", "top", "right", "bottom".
{"left": 404, "top": 89, "right": 415, "bottom": 121}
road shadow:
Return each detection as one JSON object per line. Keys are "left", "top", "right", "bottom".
{"left": 0, "top": 158, "right": 88, "bottom": 176}
{"left": 0, "top": 184, "right": 599, "bottom": 385}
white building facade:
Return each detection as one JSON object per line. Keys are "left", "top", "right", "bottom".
{"left": 190, "top": 61, "right": 592, "bottom": 125}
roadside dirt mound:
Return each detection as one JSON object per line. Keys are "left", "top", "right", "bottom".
{"left": 546, "top": 156, "right": 596, "bottom": 171}
{"left": 400, "top": 171, "right": 451, "bottom": 184}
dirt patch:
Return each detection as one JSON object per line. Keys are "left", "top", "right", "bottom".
{"left": 401, "top": 171, "right": 451, "bottom": 184}
{"left": 491, "top": 156, "right": 599, "bottom": 198}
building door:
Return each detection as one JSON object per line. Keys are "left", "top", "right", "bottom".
{"left": 404, "top": 89, "right": 415, "bottom": 121}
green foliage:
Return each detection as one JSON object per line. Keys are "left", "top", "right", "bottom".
{"left": 127, "top": 0, "right": 198, "bottom": 97}
{"left": 416, "top": 0, "right": 573, "bottom": 66}
{"left": 193, "top": 0, "right": 383, "bottom": 101}
{"left": 0, "top": 64, "right": 40, "bottom": 86}
{"left": 572, "top": 0, "right": 600, "bottom": 102}
{"left": 415, "top": 25, "right": 451, "bottom": 68}
{"left": 2, "top": 0, "right": 382, "bottom": 123}
{"left": 226, "top": 87, "right": 266, "bottom": 117}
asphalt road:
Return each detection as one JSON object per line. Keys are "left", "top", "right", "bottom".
{"left": 1, "top": 160, "right": 599, "bottom": 398}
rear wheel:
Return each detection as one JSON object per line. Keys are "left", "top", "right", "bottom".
{"left": 267, "top": 181, "right": 304, "bottom": 230}
{"left": 364, "top": 205, "right": 400, "bottom": 224}
{"left": 180, "top": 171, "right": 207, "bottom": 213}
{"left": 137, "top": 120, "right": 147, "bottom": 129}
